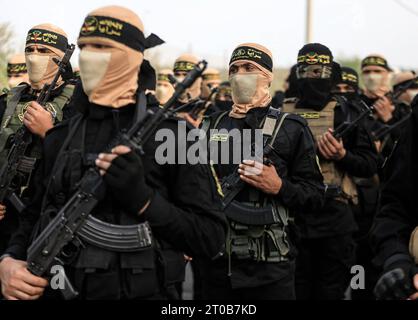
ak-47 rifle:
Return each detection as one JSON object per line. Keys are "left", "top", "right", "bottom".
{"left": 333, "top": 78, "right": 418, "bottom": 140}
{"left": 26, "top": 60, "right": 208, "bottom": 300}
{"left": 0, "top": 44, "right": 75, "bottom": 213}
{"left": 219, "top": 108, "right": 289, "bottom": 226}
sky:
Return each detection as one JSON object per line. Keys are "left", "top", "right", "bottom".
{"left": 2, "top": 0, "right": 418, "bottom": 70}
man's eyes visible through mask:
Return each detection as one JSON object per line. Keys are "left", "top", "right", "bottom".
{"left": 25, "top": 46, "right": 52, "bottom": 54}
{"left": 297, "top": 65, "right": 332, "bottom": 79}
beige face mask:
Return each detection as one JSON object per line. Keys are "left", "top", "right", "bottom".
{"left": 155, "top": 83, "right": 174, "bottom": 105}
{"left": 78, "top": 46, "right": 142, "bottom": 108}
{"left": 229, "top": 72, "right": 271, "bottom": 118}
{"left": 231, "top": 74, "right": 258, "bottom": 104}
{"left": 363, "top": 72, "right": 391, "bottom": 96}
{"left": 26, "top": 54, "right": 50, "bottom": 85}
{"left": 79, "top": 49, "right": 112, "bottom": 96}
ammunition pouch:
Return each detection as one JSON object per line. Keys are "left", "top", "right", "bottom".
{"left": 73, "top": 241, "right": 159, "bottom": 299}
{"left": 226, "top": 199, "right": 290, "bottom": 262}
{"left": 227, "top": 221, "right": 290, "bottom": 263}
{"left": 325, "top": 177, "right": 358, "bottom": 205}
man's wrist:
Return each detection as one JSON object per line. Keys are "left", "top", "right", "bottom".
{"left": 0, "top": 254, "right": 12, "bottom": 264}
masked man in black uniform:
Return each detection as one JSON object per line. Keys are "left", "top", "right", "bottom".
{"left": 0, "top": 5, "right": 226, "bottom": 300}
{"left": 199, "top": 42, "right": 324, "bottom": 300}
{"left": 282, "top": 43, "right": 379, "bottom": 300}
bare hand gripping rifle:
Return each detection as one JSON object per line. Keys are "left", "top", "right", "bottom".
{"left": 0, "top": 44, "right": 75, "bottom": 213}
{"left": 333, "top": 78, "right": 418, "bottom": 140}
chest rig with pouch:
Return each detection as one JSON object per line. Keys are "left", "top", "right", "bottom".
{"left": 203, "top": 107, "right": 291, "bottom": 266}
{"left": 282, "top": 98, "right": 358, "bottom": 205}
{"left": 0, "top": 83, "right": 74, "bottom": 195}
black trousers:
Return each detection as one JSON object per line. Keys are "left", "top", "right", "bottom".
{"left": 295, "top": 234, "right": 356, "bottom": 300}
{"left": 201, "top": 263, "right": 295, "bottom": 300}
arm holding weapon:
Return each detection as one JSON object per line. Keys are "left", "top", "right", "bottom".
{"left": 318, "top": 80, "right": 418, "bottom": 161}
{"left": 0, "top": 44, "right": 75, "bottom": 215}
{"left": 16, "top": 61, "right": 207, "bottom": 300}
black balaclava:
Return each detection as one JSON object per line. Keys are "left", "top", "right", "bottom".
{"left": 296, "top": 43, "right": 339, "bottom": 110}
{"left": 214, "top": 81, "right": 233, "bottom": 111}
{"left": 335, "top": 66, "right": 360, "bottom": 100}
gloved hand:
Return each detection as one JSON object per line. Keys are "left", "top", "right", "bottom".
{"left": 374, "top": 258, "right": 418, "bottom": 300}
{"left": 95, "top": 145, "right": 153, "bottom": 215}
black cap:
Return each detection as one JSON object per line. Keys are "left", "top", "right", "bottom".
{"left": 297, "top": 43, "right": 333, "bottom": 66}
{"left": 340, "top": 66, "right": 359, "bottom": 89}
{"left": 361, "top": 55, "right": 391, "bottom": 71}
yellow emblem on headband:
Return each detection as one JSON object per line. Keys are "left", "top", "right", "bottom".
{"left": 8, "top": 64, "right": 27, "bottom": 74}
{"left": 298, "top": 52, "right": 331, "bottom": 65}
{"left": 158, "top": 74, "right": 171, "bottom": 82}
{"left": 81, "top": 16, "right": 123, "bottom": 37}
{"left": 27, "top": 30, "right": 58, "bottom": 46}
{"left": 174, "top": 61, "right": 196, "bottom": 72}
{"left": 232, "top": 47, "right": 262, "bottom": 61}
{"left": 81, "top": 16, "right": 98, "bottom": 36}
{"left": 342, "top": 72, "right": 358, "bottom": 83}
{"left": 363, "top": 57, "right": 386, "bottom": 67}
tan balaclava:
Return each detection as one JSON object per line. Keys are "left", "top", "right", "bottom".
{"left": 361, "top": 54, "right": 392, "bottom": 98}
{"left": 228, "top": 43, "right": 273, "bottom": 119}
{"left": 155, "top": 69, "right": 175, "bottom": 105}
{"left": 25, "top": 24, "right": 68, "bottom": 90}
{"left": 7, "top": 53, "right": 29, "bottom": 88}
{"left": 173, "top": 54, "right": 201, "bottom": 103}
{"left": 78, "top": 6, "right": 163, "bottom": 108}
{"left": 201, "top": 68, "right": 221, "bottom": 99}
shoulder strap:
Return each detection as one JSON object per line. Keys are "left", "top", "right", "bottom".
{"left": 261, "top": 106, "right": 288, "bottom": 148}
{"left": 134, "top": 91, "right": 148, "bottom": 124}
{"left": 221, "top": 108, "right": 289, "bottom": 207}
{"left": 1, "top": 84, "right": 28, "bottom": 131}
{"left": 200, "top": 110, "right": 229, "bottom": 135}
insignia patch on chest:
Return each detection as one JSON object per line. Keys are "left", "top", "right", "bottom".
{"left": 295, "top": 112, "right": 320, "bottom": 119}
{"left": 18, "top": 102, "right": 57, "bottom": 122}
{"left": 210, "top": 133, "right": 229, "bottom": 142}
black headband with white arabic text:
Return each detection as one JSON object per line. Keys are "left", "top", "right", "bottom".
{"left": 229, "top": 46, "right": 273, "bottom": 72}
{"left": 26, "top": 29, "right": 68, "bottom": 52}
